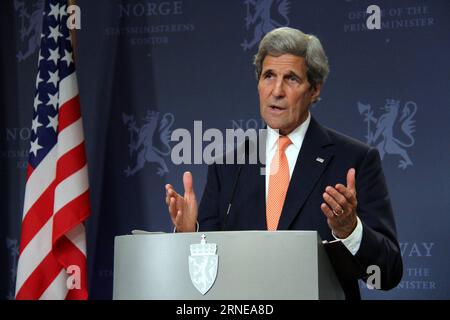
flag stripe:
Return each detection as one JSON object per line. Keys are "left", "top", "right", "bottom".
{"left": 54, "top": 195, "right": 90, "bottom": 255}
{"left": 16, "top": 251, "right": 63, "bottom": 300}
{"left": 59, "top": 95, "right": 81, "bottom": 132}
{"left": 22, "top": 147, "right": 57, "bottom": 218}
{"left": 65, "top": 223, "right": 87, "bottom": 256}
{"left": 57, "top": 118, "right": 84, "bottom": 158}
{"left": 54, "top": 165, "right": 89, "bottom": 214}
{"left": 56, "top": 141, "right": 87, "bottom": 183}
{"left": 39, "top": 269, "right": 68, "bottom": 300}
{"left": 15, "top": 218, "right": 54, "bottom": 295}
{"left": 19, "top": 182, "right": 55, "bottom": 253}
{"left": 59, "top": 72, "right": 78, "bottom": 106}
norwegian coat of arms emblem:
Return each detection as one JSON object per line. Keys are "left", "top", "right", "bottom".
{"left": 358, "top": 99, "right": 417, "bottom": 170}
{"left": 122, "top": 110, "right": 174, "bottom": 177}
{"left": 241, "top": 0, "right": 291, "bottom": 51}
{"left": 14, "top": 0, "right": 45, "bottom": 62}
{"left": 188, "top": 234, "right": 218, "bottom": 295}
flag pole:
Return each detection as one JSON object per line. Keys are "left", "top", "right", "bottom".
{"left": 68, "top": 0, "right": 77, "bottom": 62}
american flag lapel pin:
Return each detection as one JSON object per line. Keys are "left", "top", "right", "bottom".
{"left": 316, "top": 157, "right": 325, "bottom": 164}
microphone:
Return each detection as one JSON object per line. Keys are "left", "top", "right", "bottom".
{"left": 222, "top": 139, "right": 249, "bottom": 231}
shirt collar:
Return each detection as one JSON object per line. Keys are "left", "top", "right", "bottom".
{"left": 266, "top": 112, "right": 311, "bottom": 152}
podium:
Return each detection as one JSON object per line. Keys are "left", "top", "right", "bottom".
{"left": 113, "top": 231, "right": 345, "bottom": 300}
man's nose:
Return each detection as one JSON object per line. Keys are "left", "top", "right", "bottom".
{"left": 272, "top": 79, "right": 285, "bottom": 98}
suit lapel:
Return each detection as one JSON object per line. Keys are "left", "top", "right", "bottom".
{"left": 243, "top": 131, "right": 267, "bottom": 230}
{"left": 277, "top": 117, "right": 334, "bottom": 230}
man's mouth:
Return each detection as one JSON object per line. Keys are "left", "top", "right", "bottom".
{"left": 268, "top": 105, "right": 286, "bottom": 111}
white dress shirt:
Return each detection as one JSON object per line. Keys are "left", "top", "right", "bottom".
{"left": 265, "top": 112, "right": 363, "bottom": 255}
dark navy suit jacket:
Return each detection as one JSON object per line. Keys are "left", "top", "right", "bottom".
{"left": 198, "top": 117, "right": 403, "bottom": 299}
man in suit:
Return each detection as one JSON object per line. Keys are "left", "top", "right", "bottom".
{"left": 165, "top": 27, "right": 402, "bottom": 299}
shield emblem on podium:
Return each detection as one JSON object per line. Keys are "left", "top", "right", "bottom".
{"left": 188, "top": 234, "right": 218, "bottom": 295}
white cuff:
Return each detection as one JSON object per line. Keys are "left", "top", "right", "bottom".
{"left": 173, "top": 221, "right": 199, "bottom": 233}
{"left": 332, "top": 216, "right": 363, "bottom": 255}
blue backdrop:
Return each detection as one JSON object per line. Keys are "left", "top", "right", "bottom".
{"left": 1, "top": 0, "right": 449, "bottom": 300}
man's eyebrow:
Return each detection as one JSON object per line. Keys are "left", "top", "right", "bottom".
{"left": 262, "top": 69, "right": 274, "bottom": 74}
{"left": 261, "top": 69, "right": 303, "bottom": 79}
{"left": 286, "top": 71, "right": 301, "bottom": 78}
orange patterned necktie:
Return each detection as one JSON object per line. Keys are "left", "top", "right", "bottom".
{"left": 266, "top": 136, "right": 292, "bottom": 231}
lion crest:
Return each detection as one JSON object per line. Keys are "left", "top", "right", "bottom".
{"left": 241, "top": 0, "right": 291, "bottom": 51}
{"left": 122, "top": 110, "right": 174, "bottom": 177}
{"left": 358, "top": 99, "right": 417, "bottom": 170}
{"left": 14, "top": 0, "right": 45, "bottom": 62}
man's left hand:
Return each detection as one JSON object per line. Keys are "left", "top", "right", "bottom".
{"left": 321, "top": 168, "right": 358, "bottom": 239}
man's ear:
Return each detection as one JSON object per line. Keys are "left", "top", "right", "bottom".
{"left": 311, "top": 83, "right": 322, "bottom": 102}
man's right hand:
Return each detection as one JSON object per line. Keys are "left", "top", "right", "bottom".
{"left": 165, "top": 171, "right": 198, "bottom": 232}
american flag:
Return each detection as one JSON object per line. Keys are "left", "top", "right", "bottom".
{"left": 15, "top": 0, "right": 90, "bottom": 300}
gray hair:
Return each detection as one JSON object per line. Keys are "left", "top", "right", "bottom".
{"left": 253, "top": 27, "right": 329, "bottom": 89}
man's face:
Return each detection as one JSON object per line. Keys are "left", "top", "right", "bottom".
{"left": 258, "top": 54, "right": 321, "bottom": 135}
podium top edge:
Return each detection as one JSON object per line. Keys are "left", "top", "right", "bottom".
{"left": 115, "top": 230, "right": 319, "bottom": 239}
